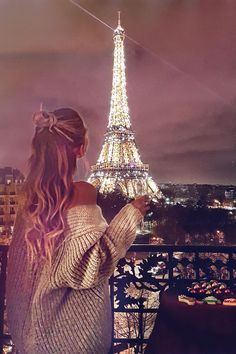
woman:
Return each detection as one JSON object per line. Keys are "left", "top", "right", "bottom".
{"left": 6, "top": 107, "right": 149, "bottom": 354}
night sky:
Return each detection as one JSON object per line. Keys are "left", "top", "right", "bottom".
{"left": 0, "top": 0, "right": 235, "bottom": 185}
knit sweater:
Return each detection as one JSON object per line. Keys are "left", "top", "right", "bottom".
{"left": 6, "top": 203, "right": 142, "bottom": 354}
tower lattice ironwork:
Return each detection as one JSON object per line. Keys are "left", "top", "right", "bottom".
{"left": 88, "top": 14, "right": 163, "bottom": 199}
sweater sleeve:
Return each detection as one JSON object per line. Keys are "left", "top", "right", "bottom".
{"left": 50, "top": 203, "right": 143, "bottom": 290}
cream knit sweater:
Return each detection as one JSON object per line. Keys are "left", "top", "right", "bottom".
{"left": 6, "top": 203, "right": 142, "bottom": 354}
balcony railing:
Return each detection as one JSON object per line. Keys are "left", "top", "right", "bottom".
{"left": 109, "top": 244, "right": 236, "bottom": 353}
{"left": 1, "top": 244, "right": 236, "bottom": 353}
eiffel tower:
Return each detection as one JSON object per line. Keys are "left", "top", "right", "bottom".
{"left": 88, "top": 13, "right": 163, "bottom": 200}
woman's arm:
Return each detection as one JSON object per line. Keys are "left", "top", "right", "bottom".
{"left": 50, "top": 203, "right": 144, "bottom": 290}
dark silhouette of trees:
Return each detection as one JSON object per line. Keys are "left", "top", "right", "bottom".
{"left": 97, "top": 190, "right": 128, "bottom": 223}
{"left": 97, "top": 192, "right": 235, "bottom": 245}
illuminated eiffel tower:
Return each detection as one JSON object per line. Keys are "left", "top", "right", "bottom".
{"left": 89, "top": 13, "right": 163, "bottom": 199}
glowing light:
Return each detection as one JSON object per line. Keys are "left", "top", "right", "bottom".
{"left": 88, "top": 15, "right": 163, "bottom": 200}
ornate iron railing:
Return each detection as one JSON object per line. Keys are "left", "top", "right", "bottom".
{"left": 109, "top": 244, "right": 236, "bottom": 354}
{"left": 1, "top": 244, "right": 236, "bottom": 354}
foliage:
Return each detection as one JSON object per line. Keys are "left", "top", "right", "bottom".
{"left": 97, "top": 191, "right": 235, "bottom": 244}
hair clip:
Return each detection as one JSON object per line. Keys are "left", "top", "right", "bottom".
{"left": 32, "top": 106, "right": 74, "bottom": 143}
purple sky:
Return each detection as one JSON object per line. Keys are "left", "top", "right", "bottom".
{"left": 0, "top": 0, "right": 235, "bottom": 185}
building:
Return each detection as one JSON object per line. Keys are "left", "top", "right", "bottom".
{"left": 88, "top": 14, "right": 162, "bottom": 200}
{"left": 0, "top": 167, "right": 24, "bottom": 244}
{"left": 225, "top": 189, "right": 235, "bottom": 200}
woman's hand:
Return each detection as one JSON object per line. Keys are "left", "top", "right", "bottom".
{"left": 131, "top": 195, "right": 150, "bottom": 216}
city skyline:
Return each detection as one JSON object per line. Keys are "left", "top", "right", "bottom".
{"left": 0, "top": 1, "right": 236, "bottom": 185}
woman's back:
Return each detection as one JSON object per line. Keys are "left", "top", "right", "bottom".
{"left": 6, "top": 184, "right": 143, "bottom": 354}
{"left": 7, "top": 200, "right": 110, "bottom": 353}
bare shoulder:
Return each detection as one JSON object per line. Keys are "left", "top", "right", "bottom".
{"left": 73, "top": 181, "right": 97, "bottom": 205}
{"left": 74, "top": 181, "right": 96, "bottom": 194}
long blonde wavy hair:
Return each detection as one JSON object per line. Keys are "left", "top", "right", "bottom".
{"left": 21, "top": 107, "right": 87, "bottom": 266}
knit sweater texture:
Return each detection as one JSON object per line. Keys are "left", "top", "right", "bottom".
{"left": 6, "top": 203, "right": 142, "bottom": 354}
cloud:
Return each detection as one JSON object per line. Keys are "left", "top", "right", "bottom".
{"left": 0, "top": 0, "right": 236, "bottom": 185}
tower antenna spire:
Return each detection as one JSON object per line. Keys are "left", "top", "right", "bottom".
{"left": 118, "top": 11, "right": 121, "bottom": 27}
